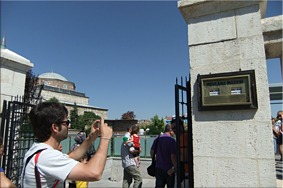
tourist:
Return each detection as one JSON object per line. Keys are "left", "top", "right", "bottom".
{"left": 150, "top": 125, "right": 177, "bottom": 188}
{"left": 21, "top": 102, "right": 112, "bottom": 187}
{"left": 121, "top": 125, "right": 142, "bottom": 188}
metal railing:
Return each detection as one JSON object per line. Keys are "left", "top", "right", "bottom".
{"left": 61, "top": 134, "right": 159, "bottom": 158}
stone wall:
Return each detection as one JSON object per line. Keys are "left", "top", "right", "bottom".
{"left": 41, "top": 90, "right": 89, "bottom": 104}
{"left": 178, "top": 0, "right": 276, "bottom": 187}
{"left": 38, "top": 78, "right": 75, "bottom": 90}
{"left": 71, "top": 105, "right": 108, "bottom": 119}
{"left": 106, "top": 120, "right": 138, "bottom": 135}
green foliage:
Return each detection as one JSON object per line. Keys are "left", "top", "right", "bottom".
{"left": 141, "top": 115, "right": 165, "bottom": 135}
{"left": 24, "top": 68, "right": 42, "bottom": 105}
{"left": 21, "top": 122, "right": 32, "bottom": 131}
{"left": 78, "top": 112, "right": 101, "bottom": 132}
{"left": 183, "top": 121, "right": 188, "bottom": 130}
{"left": 70, "top": 103, "right": 79, "bottom": 129}
{"left": 44, "top": 97, "right": 58, "bottom": 103}
{"left": 20, "top": 114, "right": 34, "bottom": 137}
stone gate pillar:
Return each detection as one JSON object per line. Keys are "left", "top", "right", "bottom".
{"left": 178, "top": 0, "right": 276, "bottom": 187}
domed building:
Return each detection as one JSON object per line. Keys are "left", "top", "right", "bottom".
{"left": 37, "top": 71, "right": 108, "bottom": 120}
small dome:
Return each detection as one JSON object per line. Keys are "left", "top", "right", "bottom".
{"left": 39, "top": 72, "right": 68, "bottom": 81}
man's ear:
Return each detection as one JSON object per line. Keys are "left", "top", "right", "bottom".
{"left": 51, "top": 123, "right": 59, "bottom": 133}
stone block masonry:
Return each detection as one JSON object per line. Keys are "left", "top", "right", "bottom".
{"left": 178, "top": 0, "right": 276, "bottom": 187}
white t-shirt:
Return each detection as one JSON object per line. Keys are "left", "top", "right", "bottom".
{"left": 124, "top": 132, "right": 131, "bottom": 139}
{"left": 21, "top": 142, "right": 79, "bottom": 188}
{"left": 124, "top": 132, "right": 134, "bottom": 152}
{"left": 275, "top": 120, "right": 282, "bottom": 134}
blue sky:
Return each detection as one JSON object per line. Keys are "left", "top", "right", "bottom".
{"left": 1, "top": 1, "right": 282, "bottom": 120}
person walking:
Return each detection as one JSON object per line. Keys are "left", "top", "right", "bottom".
{"left": 68, "top": 131, "right": 96, "bottom": 160}
{"left": 21, "top": 102, "right": 112, "bottom": 188}
{"left": 274, "top": 111, "right": 283, "bottom": 161}
{"left": 121, "top": 125, "right": 142, "bottom": 188}
{"left": 171, "top": 118, "right": 189, "bottom": 187}
{"left": 67, "top": 130, "right": 96, "bottom": 188}
{"left": 150, "top": 125, "right": 177, "bottom": 188}
{"left": 272, "top": 117, "right": 279, "bottom": 165}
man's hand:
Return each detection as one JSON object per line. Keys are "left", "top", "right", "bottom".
{"left": 88, "top": 120, "right": 100, "bottom": 142}
{"left": 167, "top": 168, "right": 175, "bottom": 176}
{"left": 100, "top": 119, "right": 112, "bottom": 139}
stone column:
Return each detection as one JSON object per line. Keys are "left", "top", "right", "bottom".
{"left": 178, "top": 0, "right": 276, "bottom": 187}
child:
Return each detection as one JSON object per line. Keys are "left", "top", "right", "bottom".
{"left": 123, "top": 128, "right": 135, "bottom": 150}
{"left": 131, "top": 126, "right": 141, "bottom": 167}
{"left": 75, "top": 154, "right": 89, "bottom": 188}
{"left": 122, "top": 125, "right": 141, "bottom": 167}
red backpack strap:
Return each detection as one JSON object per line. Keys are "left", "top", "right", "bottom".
{"left": 34, "top": 150, "right": 61, "bottom": 188}
{"left": 22, "top": 148, "right": 47, "bottom": 188}
{"left": 34, "top": 150, "right": 44, "bottom": 188}
{"left": 53, "top": 180, "right": 60, "bottom": 188}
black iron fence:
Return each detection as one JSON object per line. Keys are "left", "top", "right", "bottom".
{"left": 175, "top": 76, "right": 193, "bottom": 188}
{"left": 1, "top": 82, "right": 193, "bottom": 187}
{"left": 1, "top": 100, "right": 36, "bottom": 187}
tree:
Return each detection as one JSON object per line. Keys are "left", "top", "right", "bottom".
{"left": 121, "top": 111, "right": 136, "bottom": 120}
{"left": 70, "top": 103, "right": 79, "bottom": 129}
{"left": 44, "top": 97, "right": 60, "bottom": 104}
{"left": 24, "top": 68, "right": 43, "bottom": 104}
{"left": 78, "top": 112, "right": 101, "bottom": 133}
{"left": 141, "top": 115, "right": 165, "bottom": 135}
{"left": 22, "top": 69, "right": 43, "bottom": 131}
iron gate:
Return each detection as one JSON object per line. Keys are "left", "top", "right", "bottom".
{"left": 0, "top": 99, "right": 36, "bottom": 187}
{"left": 175, "top": 76, "right": 194, "bottom": 188}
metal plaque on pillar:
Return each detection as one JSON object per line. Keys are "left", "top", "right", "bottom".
{"left": 197, "top": 70, "right": 257, "bottom": 111}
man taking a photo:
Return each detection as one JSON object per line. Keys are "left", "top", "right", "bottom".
{"left": 21, "top": 102, "right": 112, "bottom": 188}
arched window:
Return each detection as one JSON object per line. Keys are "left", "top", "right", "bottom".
{"left": 44, "top": 81, "right": 48, "bottom": 85}
{"left": 64, "top": 84, "right": 67, "bottom": 89}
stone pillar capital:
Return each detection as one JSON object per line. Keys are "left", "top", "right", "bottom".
{"left": 178, "top": 0, "right": 267, "bottom": 23}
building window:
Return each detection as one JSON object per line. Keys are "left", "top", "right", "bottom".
{"left": 64, "top": 84, "right": 67, "bottom": 89}
{"left": 44, "top": 81, "right": 48, "bottom": 86}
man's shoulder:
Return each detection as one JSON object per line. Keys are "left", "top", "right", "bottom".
{"left": 160, "top": 134, "right": 174, "bottom": 139}
{"left": 160, "top": 134, "right": 176, "bottom": 143}
{"left": 25, "top": 142, "right": 50, "bottom": 154}
{"left": 25, "top": 142, "right": 63, "bottom": 160}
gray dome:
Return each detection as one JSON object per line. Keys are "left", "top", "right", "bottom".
{"left": 39, "top": 72, "right": 68, "bottom": 81}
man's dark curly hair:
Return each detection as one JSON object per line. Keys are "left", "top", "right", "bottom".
{"left": 29, "top": 102, "right": 68, "bottom": 142}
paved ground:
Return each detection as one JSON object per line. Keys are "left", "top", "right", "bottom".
{"left": 275, "top": 153, "right": 282, "bottom": 188}
{"left": 87, "top": 154, "right": 283, "bottom": 188}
